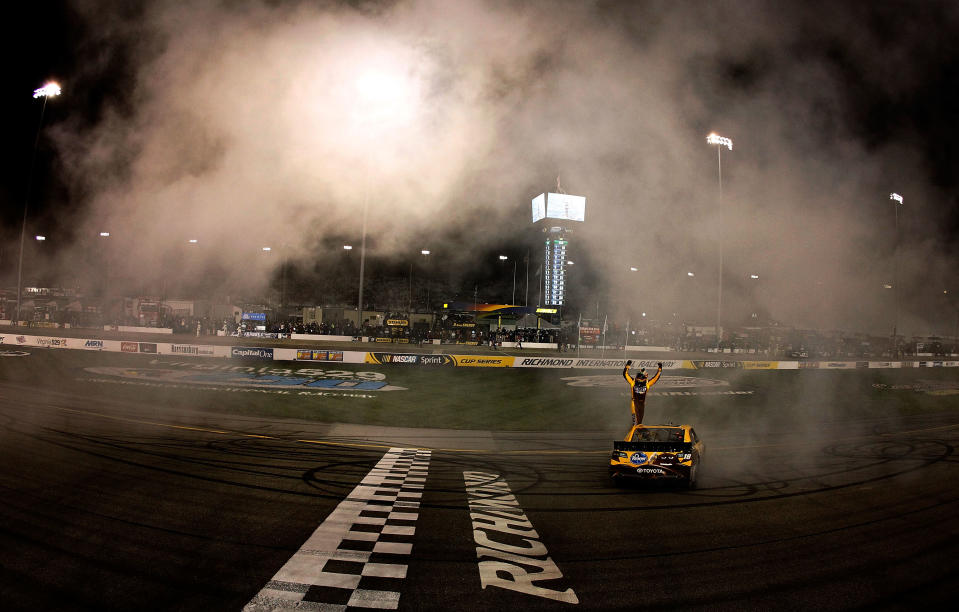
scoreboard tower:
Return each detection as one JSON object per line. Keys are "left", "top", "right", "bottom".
{"left": 531, "top": 192, "right": 586, "bottom": 308}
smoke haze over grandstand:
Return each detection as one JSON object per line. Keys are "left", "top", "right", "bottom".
{"left": 4, "top": 0, "right": 959, "bottom": 337}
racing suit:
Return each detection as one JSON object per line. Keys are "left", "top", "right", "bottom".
{"left": 623, "top": 363, "right": 662, "bottom": 425}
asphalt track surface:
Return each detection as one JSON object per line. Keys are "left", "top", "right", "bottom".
{"left": 1, "top": 350, "right": 958, "bottom": 610}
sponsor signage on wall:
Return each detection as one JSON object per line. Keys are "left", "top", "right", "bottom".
{"left": 451, "top": 355, "right": 515, "bottom": 367}
{"left": 170, "top": 344, "right": 215, "bottom": 356}
{"left": 231, "top": 346, "right": 274, "bottom": 360}
{"left": 692, "top": 360, "right": 741, "bottom": 368}
{"left": 742, "top": 361, "right": 778, "bottom": 370}
{"left": 295, "top": 350, "right": 345, "bottom": 362}
{"left": 366, "top": 353, "right": 454, "bottom": 366}
{"left": 514, "top": 358, "right": 686, "bottom": 369}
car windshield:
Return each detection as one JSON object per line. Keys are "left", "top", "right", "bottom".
{"left": 631, "top": 427, "right": 685, "bottom": 443}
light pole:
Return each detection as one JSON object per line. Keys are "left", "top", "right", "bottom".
{"left": 707, "top": 132, "right": 732, "bottom": 350}
{"left": 421, "top": 250, "right": 431, "bottom": 312}
{"left": 498, "top": 255, "right": 516, "bottom": 304}
{"left": 889, "top": 192, "right": 904, "bottom": 358}
{"left": 524, "top": 250, "right": 530, "bottom": 307}
{"left": 99, "top": 232, "right": 110, "bottom": 298}
{"left": 15, "top": 82, "right": 61, "bottom": 325}
{"left": 261, "top": 246, "right": 274, "bottom": 310}
{"left": 357, "top": 180, "right": 369, "bottom": 332}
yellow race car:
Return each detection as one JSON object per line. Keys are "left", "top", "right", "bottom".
{"left": 609, "top": 424, "right": 705, "bottom": 488}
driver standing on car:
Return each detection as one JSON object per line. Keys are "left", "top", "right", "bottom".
{"left": 623, "top": 360, "right": 662, "bottom": 425}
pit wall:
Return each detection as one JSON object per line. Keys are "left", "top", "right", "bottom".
{"left": 1, "top": 333, "right": 957, "bottom": 370}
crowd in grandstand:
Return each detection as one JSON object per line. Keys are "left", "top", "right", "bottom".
{"left": 3, "top": 293, "right": 955, "bottom": 357}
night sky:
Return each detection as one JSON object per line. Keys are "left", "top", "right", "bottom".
{"left": 2, "top": 0, "right": 958, "bottom": 336}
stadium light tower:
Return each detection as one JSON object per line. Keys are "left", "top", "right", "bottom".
{"left": 707, "top": 132, "right": 733, "bottom": 350}
{"left": 890, "top": 192, "right": 904, "bottom": 357}
{"left": 15, "top": 81, "right": 61, "bottom": 325}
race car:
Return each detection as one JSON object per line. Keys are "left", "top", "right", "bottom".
{"left": 609, "top": 424, "right": 705, "bottom": 488}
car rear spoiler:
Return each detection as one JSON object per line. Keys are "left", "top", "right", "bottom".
{"left": 614, "top": 440, "right": 692, "bottom": 453}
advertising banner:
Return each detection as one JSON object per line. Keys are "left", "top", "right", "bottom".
{"left": 513, "top": 357, "right": 689, "bottom": 369}
{"left": 450, "top": 355, "right": 515, "bottom": 367}
{"left": 274, "top": 348, "right": 364, "bottom": 363}
{"left": 138, "top": 342, "right": 157, "bottom": 354}
{"left": 742, "top": 361, "right": 780, "bottom": 370}
{"left": 296, "top": 349, "right": 346, "bottom": 362}
{"left": 231, "top": 346, "right": 274, "bottom": 360}
{"left": 80, "top": 339, "right": 105, "bottom": 350}
{"left": 691, "top": 360, "right": 742, "bottom": 369}
{"left": 169, "top": 344, "right": 216, "bottom": 357}
{"left": 365, "top": 353, "right": 454, "bottom": 366}
{"left": 121, "top": 341, "right": 138, "bottom": 353}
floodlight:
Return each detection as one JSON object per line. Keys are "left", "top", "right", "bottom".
{"left": 33, "top": 82, "right": 61, "bottom": 99}
{"left": 706, "top": 133, "right": 733, "bottom": 150}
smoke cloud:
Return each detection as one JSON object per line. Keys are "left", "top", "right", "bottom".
{"left": 36, "top": 0, "right": 959, "bottom": 335}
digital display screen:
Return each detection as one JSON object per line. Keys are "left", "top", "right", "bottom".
{"left": 546, "top": 193, "right": 586, "bottom": 222}
{"left": 532, "top": 193, "right": 546, "bottom": 223}
{"left": 544, "top": 238, "right": 568, "bottom": 306}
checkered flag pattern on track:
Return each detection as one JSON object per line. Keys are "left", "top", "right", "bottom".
{"left": 245, "top": 447, "right": 431, "bottom": 611}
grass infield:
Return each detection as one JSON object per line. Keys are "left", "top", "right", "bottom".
{"left": 2, "top": 348, "right": 958, "bottom": 433}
